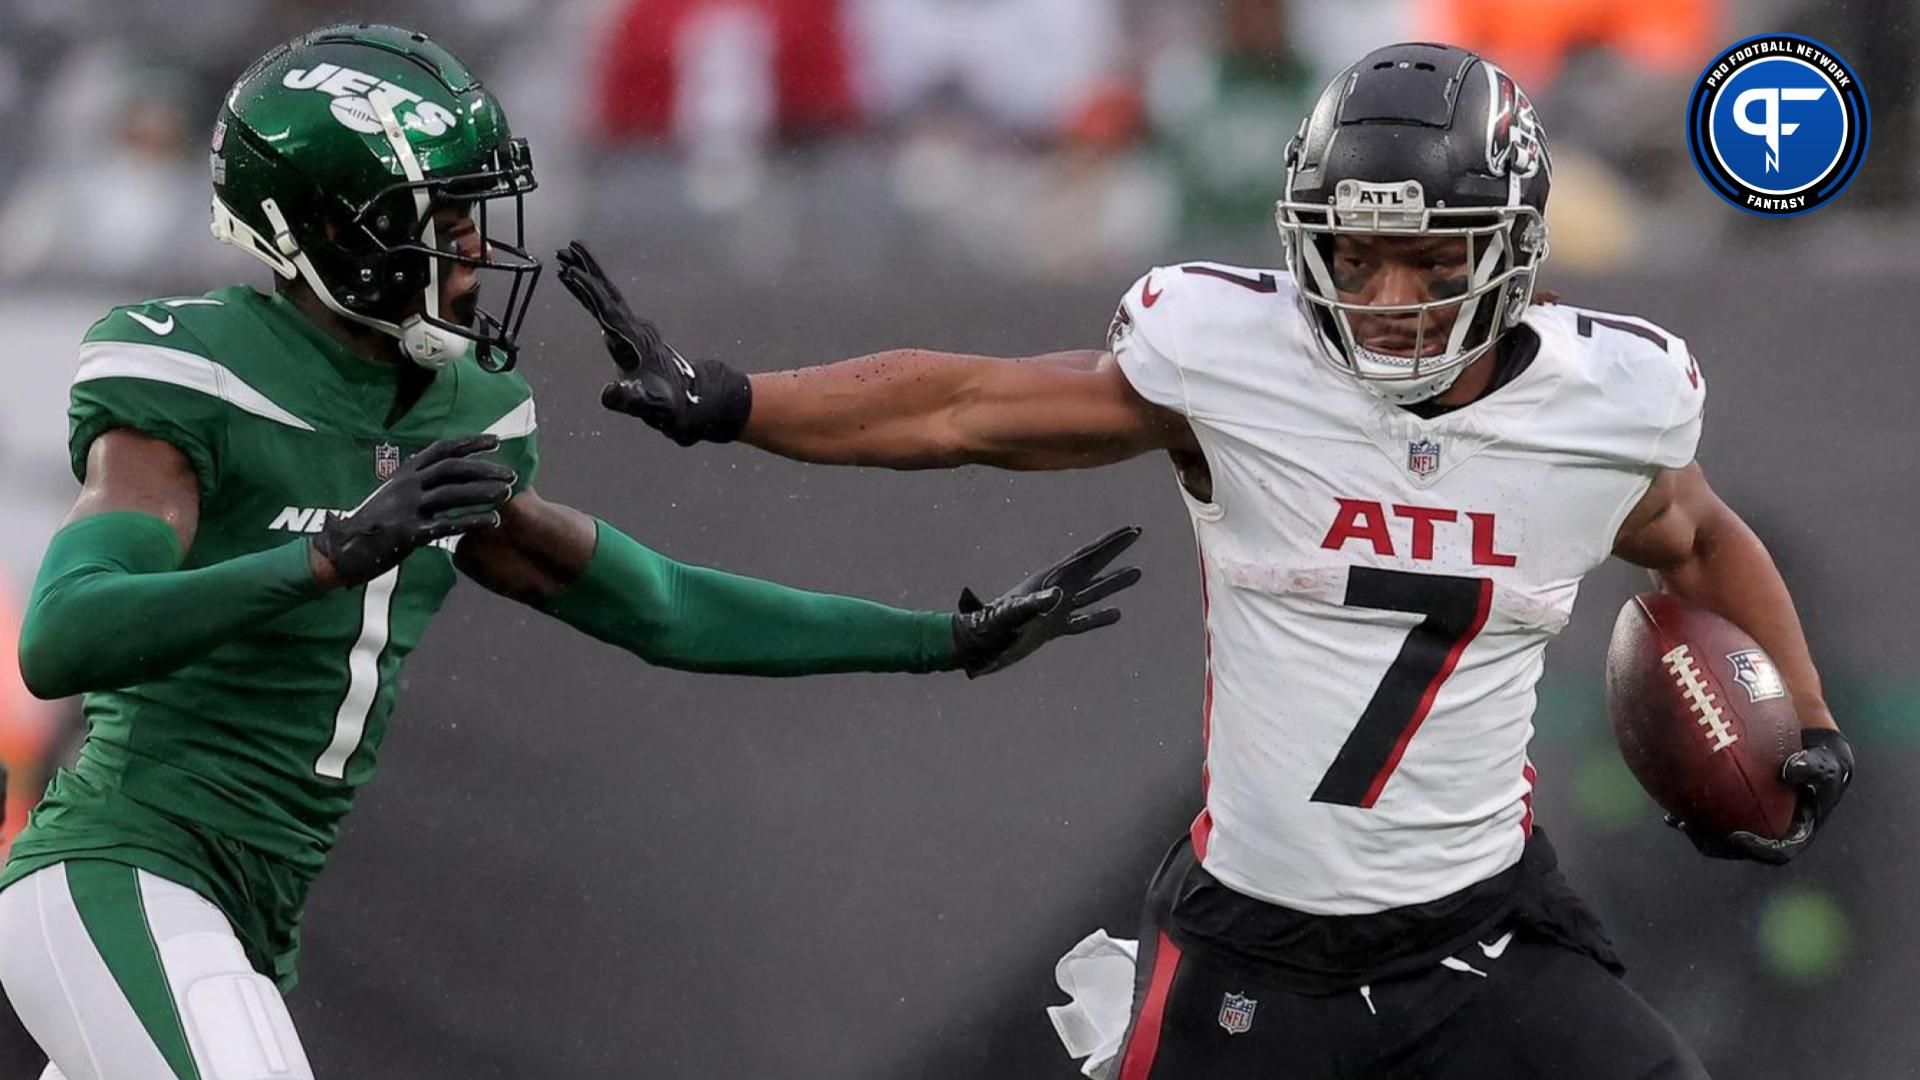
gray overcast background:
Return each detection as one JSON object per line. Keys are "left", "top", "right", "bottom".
{"left": 0, "top": 0, "right": 1915, "bottom": 1076}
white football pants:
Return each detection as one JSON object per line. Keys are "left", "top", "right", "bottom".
{"left": 0, "top": 861, "right": 313, "bottom": 1079}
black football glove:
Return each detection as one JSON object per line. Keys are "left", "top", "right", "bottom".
{"left": 951, "top": 526, "right": 1143, "bottom": 678}
{"left": 312, "top": 434, "right": 516, "bottom": 588}
{"left": 554, "top": 241, "right": 752, "bottom": 446}
{"left": 1667, "top": 727, "right": 1855, "bottom": 865}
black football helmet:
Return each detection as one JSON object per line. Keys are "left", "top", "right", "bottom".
{"left": 1278, "top": 42, "right": 1551, "bottom": 403}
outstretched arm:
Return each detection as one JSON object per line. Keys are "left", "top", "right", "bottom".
{"left": 19, "top": 431, "right": 513, "bottom": 700}
{"left": 1614, "top": 463, "right": 1852, "bottom": 863}
{"left": 553, "top": 242, "right": 1194, "bottom": 471}
{"left": 740, "top": 349, "right": 1192, "bottom": 470}
{"left": 455, "top": 490, "right": 1141, "bottom": 677}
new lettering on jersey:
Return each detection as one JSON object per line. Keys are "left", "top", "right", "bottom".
{"left": 1110, "top": 263, "right": 1703, "bottom": 914}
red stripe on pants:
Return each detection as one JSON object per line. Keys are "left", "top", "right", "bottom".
{"left": 1119, "top": 931, "right": 1183, "bottom": 1080}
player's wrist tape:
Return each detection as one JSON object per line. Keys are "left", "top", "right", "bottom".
{"left": 19, "top": 511, "right": 323, "bottom": 699}
{"left": 538, "top": 519, "right": 956, "bottom": 675}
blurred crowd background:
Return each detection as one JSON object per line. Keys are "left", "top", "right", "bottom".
{"left": 0, "top": 0, "right": 1914, "bottom": 1077}
{"left": 0, "top": 0, "right": 1913, "bottom": 291}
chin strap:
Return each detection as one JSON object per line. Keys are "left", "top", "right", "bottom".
{"left": 1349, "top": 342, "right": 1480, "bottom": 405}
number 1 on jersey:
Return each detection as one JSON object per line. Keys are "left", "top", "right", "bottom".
{"left": 315, "top": 567, "right": 399, "bottom": 780}
{"left": 1311, "top": 568, "right": 1492, "bottom": 808}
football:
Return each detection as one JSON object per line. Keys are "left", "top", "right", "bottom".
{"left": 1605, "top": 593, "right": 1801, "bottom": 839}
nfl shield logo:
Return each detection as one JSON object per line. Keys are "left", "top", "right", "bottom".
{"left": 1217, "top": 992, "right": 1256, "bottom": 1035}
{"left": 1726, "top": 649, "right": 1787, "bottom": 702}
{"left": 373, "top": 442, "right": 402, "bottom": 480}
{"left": 1408, "top": 438, "right": 1441, "bottom": 478}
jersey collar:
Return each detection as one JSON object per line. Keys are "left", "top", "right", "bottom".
{"left": 258, "top": 287, "right": 460, "bottom": 435}
{"left": 264, "top": 288, "right": 424, "bottom": 387}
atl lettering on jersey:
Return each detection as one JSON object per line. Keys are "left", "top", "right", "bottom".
{"left": 1320, "top": 499, "right": 1518, "bottom": 567}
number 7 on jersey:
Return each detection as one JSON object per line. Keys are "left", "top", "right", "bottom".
{"left": 1311, "top": 568, "right": 1493, "bottom": 808}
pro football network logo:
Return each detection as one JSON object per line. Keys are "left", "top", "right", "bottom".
{"left": 1686, "top": 35, "right": 1869, "bottom": 216}
{"left": 1217, "top": 991, "right": 1256, "bottom": 1035}
{"left": 1408, "top": 438, "right": 1441, "bottom": 478}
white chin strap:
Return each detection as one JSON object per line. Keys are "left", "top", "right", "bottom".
{"left": 1347, "top": 344, "right": 1478, "bottom": 405}
{"left": 212, "top": 91, "right": 471, "bottom": 370}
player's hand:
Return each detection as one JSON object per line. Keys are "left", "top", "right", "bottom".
{"left": 553, "top": 241, "right": 751, "bottom": 445}
{"left": 311, "top": 435, "right": 516, "bottom": 588}
{"left": 1667, "top": 727, "right": 1855, "bottom": 865}
{"left": 951, "top": 526, "right": 1143, "bottom": 678}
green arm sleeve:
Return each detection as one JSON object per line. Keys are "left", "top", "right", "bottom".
{"left": 539, "top": 520, "right": 958, "bottom": 677}
{"left": 18, "top": 512, "right": 324, "bottom": 700}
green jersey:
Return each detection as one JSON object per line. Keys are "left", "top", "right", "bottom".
{"left": 2, "top": 285, "right": 538, "bottom": 985}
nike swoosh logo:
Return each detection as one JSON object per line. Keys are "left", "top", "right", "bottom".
{"left": 1478, "top": 932, "right": 1514, "bottom": 960}
{"left": 669, "top": 349, "right": 701, "bottom": 404}
{"left": 126, "top": 311, "right": 174, "bottom": 336}
{"left": 1140, "top": 277, "right": 1163, "bottom": 308}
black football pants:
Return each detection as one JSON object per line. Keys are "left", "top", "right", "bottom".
{"left": 1112, "top": 885, "right": 1711, "bottom": 1080}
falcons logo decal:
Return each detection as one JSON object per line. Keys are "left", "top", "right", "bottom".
{"left": 1485, "top": 66, "right": 1548, "bottom": 180}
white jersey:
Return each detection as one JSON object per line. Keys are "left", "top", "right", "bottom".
{"left": 1110, "top": 262, "right": 1705, "bottom": 915}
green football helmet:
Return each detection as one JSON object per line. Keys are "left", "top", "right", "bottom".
{"left": 210, "top": 23, "right": 539, "bottom": 372}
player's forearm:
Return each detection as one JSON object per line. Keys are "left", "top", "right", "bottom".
{"left": 538, "top": 519, "right": 957, "bottom": 676}
{"left": 1653, "top": 508, "right": 1834, "bottom": 730}
{"left": 18, "top": 512, "right": 325, "bottom": 700}
{"left": 745, "top": 349, "right": 1151, "bottom": 471}
{"left": 743, "top": 350, "right": 995, "bottom": 468}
